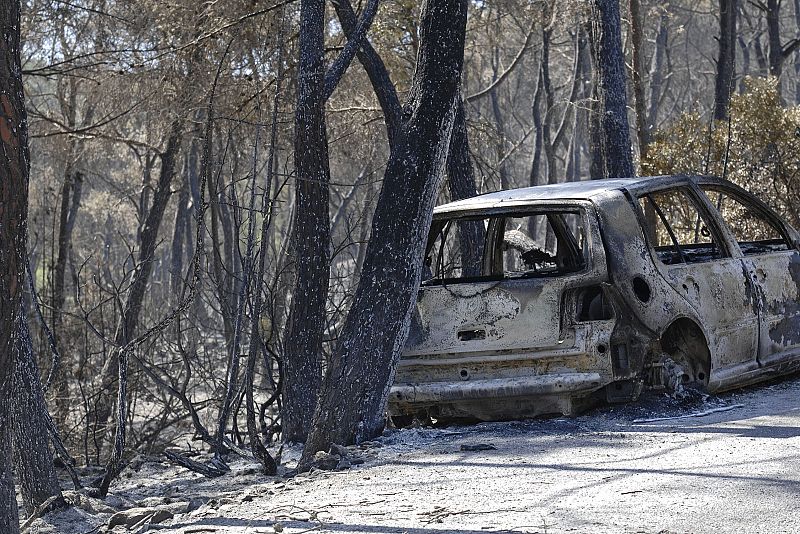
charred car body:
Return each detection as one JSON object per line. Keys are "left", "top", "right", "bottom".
{"left": 388, "top": 175, "right": 800, "bottom": 423}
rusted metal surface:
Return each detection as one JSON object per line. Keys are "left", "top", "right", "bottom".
{"left": 389, "top": 175, "right": 800, "bottom": 423}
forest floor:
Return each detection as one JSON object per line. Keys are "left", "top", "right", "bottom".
{"left": 28, "top": 373, "right": 800, "bottom": 534}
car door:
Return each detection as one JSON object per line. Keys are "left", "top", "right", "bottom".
{"left": 700, "top": 185, "right": 800, "bottom": 365}
{"left": 638, "top": 187, "right": 760, "bottom": 369}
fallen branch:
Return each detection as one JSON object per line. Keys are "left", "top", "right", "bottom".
{"left": 163, "top": 450, "right": 229, "bottom": 478}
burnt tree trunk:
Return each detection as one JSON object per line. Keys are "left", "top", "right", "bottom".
{"left": 541, "top": 27, "right": 558, "bottom": 187}
{"left": 51, "top": 91, "right": 91, "bottom": 424}
{"left": 714, "top": 0, "right": 737, "bottom": 120}
{"left": 795, "top": 0, "right": 800, "bottom": 102}
{"left": 94, "top": 119, "right": 184, "bottom": 474}
{"left": 446, "top": 96, "right": 484, "bottom": 277}
{"left": 332, "top": 0, "right": 402, "bottom": 143}
{"left": 11, "top": 316, "right": 64, "bottom": 514}
{"left": 629, "top": 0, "right": 649, "bottom": 163}
{"left": 170, "top": 170, "right": 190, "bottom": 301}
{"left": 767, "top": 0, "right": 784, "bottom": 79}
{"left": 589, "top": 0, "right": 635, "bottom": 178}
{"left": 2, "top": 2, "right": 56, "bottom": 529}
{"left": 647, "top": 13, "right": 669, "bottom": 131}
{"left": 300, "top": 0, "right": 468, "bottom": 464}
{"left": 489, "top": 35, "right": 511, "bottom": 190}
{"left": 764, "top": 0, "right": 800, "bottom": 97}
{"left": 334, "top": 1, "right": 481, "bottom": 275}
{"left": 283, "top": 0, "right": 331, "bottom": 443}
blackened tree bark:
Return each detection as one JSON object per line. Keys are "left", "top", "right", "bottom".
{"left": 489, "top": 27, "right": 511, "bottom": 190}
{"left": 331, "top": 0, "right": 402, "bottom": 144}
{"left": 714, "top": 0, "right": 737, "bottom": 120}
{"left": 11, "top": 316, "right": 64, "bottom": 514}
{"left": 647, "top": 13, "right": 669, "bottom": 131}
{"left": 529, "top": 61, "right": 545, "bottom": 188}
{"left": 300, "top": 0, "right": 468, "bottom": 464}
{"left": 334, "top": 0, "right": 482, "bottom": 272}
{"left": 1, "top": 1, "right": 61, "bottom": 529}
{"left": 95, "top": 120, "right": 184, "bottom": 436}
{"left": 446, "top": 96, "right": 484, "bottom": 277}
{"left": 283, "top": 0, "right": 331, "bottom": 443}
{"left": 589, "top": 0, "right": 635, "bottom": 178}
{"left": 50, "top": 84, "right": 92, "bottom": 424}
{"left": 795, "top": 0, "right": 800, "bottom": 102}
{"left": 541, "top": 27, "right": 558, "bottom": 187}
{"left": 629, "top": 0, "right": 649, "bottom": 162}
{"left": 170, "top": 177, "right": 190, "bottom": 301}
{"left": 284, "top": 0, "right": 391, "bottom": 442}
{"left": 762, "top": 0, "right": 800, "bottom": 97}
{"left": 96, "top": 119, "right": 184, "bottom": 495}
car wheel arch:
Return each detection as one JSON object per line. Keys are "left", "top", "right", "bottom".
{"left": 657, "top": 317, "right": 713, "bottom": 390}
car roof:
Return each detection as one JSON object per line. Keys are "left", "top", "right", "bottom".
{"left": 434, "top": 175, "right": 703, "bottom": 214}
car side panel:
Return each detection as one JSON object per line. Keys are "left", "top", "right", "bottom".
{"left": 743, "top": 252, "right": 800, "bottom": 360}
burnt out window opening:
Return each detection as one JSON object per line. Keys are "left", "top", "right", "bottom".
{"left": 422, "top": 210, "right": 587, "bottom": 285}
{"left": 501, "top": 213, "right": 586, "bottom": 278}
{"left": 703, "top": 187, "right": 791, "bottom": 255}
{"left": 639, "top": 189, "right": 723, "bottom": 265}
{"left": 423, "top": 217, "right": 488, "bottom": 283}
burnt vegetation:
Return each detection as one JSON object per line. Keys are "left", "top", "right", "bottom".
{"left": 3, "top": 0, "right": 800, "bottom": 531}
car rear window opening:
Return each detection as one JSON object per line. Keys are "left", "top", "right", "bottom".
{"left": 422, "top": 210, "right": 587, "bottom": 285}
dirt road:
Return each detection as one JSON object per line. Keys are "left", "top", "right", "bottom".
{"left": 33, "top": 374, "right": 800, "bottom": 534}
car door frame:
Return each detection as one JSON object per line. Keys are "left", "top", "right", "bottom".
{"left": 696, "top": 179, "right": 800, "bottom": 369}
{"left": 630, "top": 179, "right": 761, "bottom": 377}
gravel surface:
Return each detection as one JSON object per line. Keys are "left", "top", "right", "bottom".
{"left": 30, "top": 374, "right": 800, "bottom": 534}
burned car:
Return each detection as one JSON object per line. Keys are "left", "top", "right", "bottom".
{"left": 388, "top": 175, "right": 800, "bottom": 423}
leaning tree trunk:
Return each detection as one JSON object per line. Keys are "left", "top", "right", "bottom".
{"left": 589, "top": 0, "right": 635, "bottom": 178}
{"left": 95, "top": 119, "right": 184, "bottom": 496}
{"left": 300, "top": 0, "right": 468, "bottom": 465}
{"left": 714, "top": 0, "right": 737, "bottom": 120}
{"left": 333, "top": 0, "right": 481, "bottom": 274}
{"left": 332, "top": 0, "right": 402, "bottom": 144}
{"left": 94, "top": 120, "right": 184, "bottom": 438}
{"left": 282, "top": 0, "right": 332, "bottom": 443}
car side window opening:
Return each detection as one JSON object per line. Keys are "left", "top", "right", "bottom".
{"left": 639, "top": 189, "right": 723, "bottom": 265}
{"left": 422, "top": 210, "right": 586, "bottom": 285}
{"left": 702, "top": 187, "right": 791, "bottom": 255}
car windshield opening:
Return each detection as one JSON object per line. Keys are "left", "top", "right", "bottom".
{"left": 422, "top": 209, "right": 587, "bottom": 285}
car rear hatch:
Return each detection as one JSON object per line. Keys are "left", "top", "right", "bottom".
{"left": 391, "top": 201, "right": 616, "bottom": 418}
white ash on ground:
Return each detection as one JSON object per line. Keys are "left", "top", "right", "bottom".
{"left": 26, "top": 373, "right": 800, "bottom": 534}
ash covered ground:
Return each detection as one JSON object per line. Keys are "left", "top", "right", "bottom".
{"left": 28, "top": 374, "right": 800, "bottom": 534}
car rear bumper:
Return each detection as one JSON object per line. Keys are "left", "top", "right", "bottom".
{"left": 389, "top": 372, "right": 605, "bottom": 405}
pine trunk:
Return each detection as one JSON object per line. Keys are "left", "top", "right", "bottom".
{"left": 589, "top": 0, "right": 635, "bottom": 178}
{"left": 283, "top": 0, "right": 331, "bottom": 443}
{"left": 714, "top": 0, "right": 737, "bottom": 120}
{"left": 1, "top": 1, "right": 37, "bottom": 530}
{"left": 11, "top": 316, "right": 64, "bottom": 514}
{"left": 300, "top": 0, "right": 468, "bottom": 463}
{"left": 445, "top": 96, "right": 483, "bottom": 277}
